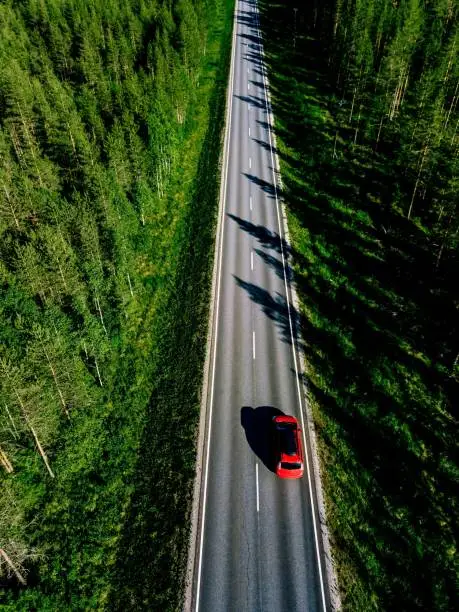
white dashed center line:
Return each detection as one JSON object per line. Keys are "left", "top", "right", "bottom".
{"left": 256, "top": 463, "right": 260, "bottom": 512}
{"left": 252, "top": 331, "right": 256, "bottom": 360}
{"left": 251, "top": 251, "right": 254, "bottom": 271}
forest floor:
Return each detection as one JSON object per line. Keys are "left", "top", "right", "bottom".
{"left": 259, "top": 2, "right": 458, "bottom": 611}
{"left": 1, "top": 0, "right": 234, "bottom": 610}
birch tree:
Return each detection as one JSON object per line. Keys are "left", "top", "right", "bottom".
{"left": 0, "top": 358, "right": 55, "bottom": 478}
{"left": 0, "top": 481, "right": 41, "bottom": 585}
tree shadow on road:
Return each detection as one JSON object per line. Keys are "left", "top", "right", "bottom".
{"left": 228, "top": 213, "right": 289, "bottom": 253}
{"left": 243, "top": 172, "right": 277, "bottom": 197}
{"left": 234, "top": 93, "right": 267, "bottom": 110}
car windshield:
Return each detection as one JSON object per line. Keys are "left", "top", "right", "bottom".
{"left": 281, "top": 462, "right": 302, "bottom": 470}
{"left": 277, "top": 423, "right": 297, "bottom": 456}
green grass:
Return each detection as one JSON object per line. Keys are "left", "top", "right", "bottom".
{"left": 0, "top": 0, "right": 234, "bottom": 609}
{"left": 258, "top": 2, "right": 458, "bottom": 610}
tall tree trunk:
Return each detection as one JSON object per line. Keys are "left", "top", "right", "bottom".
{"left": 442, "top": 40, "right": 456, "bottom": 84}
{"left": 389, "top": 64, "right": 408, "bottom": 120}
{"left": 333, "top": 130, "right": 339, "bottom": 158}
{"left": 450, "top": 117, "right": 459, "bottom": 146}
{"left": 27, "top": 421, "right": 54, "bottom": 478}
{"left": 408, "top": 144, "right": 428, "bottom": 219}
{"left": 0, "top": 548, "right": 27, "bottom": 585}
{"left": 42, "top": 346, "right": 70, "bottom": 419}
{"left": 4, "top": 403, "right": 19, "bottom": 439}
{"left": 375, "top": 114, "right": 385, "bottom": 151}
{"left": 444, "top": 79, "right": 459, "bottom": 131}
{"left": 94, "top": 355, "right": 103, "bottom": 387}
{"left": 349, "top": 86, "right": 357, "bottom": 122}
{"left": 0, "top": 447, "right": 13, "bottom": 473}
{"left": 2, "top": 184, "right": 20, "bottom": 229}
{"left": 353, "top": 104, "right": 363, "bottom": 145}
{"left": 10, "top": 387, "right": 55, "bottom": 478}
{"left": 127, "top": 272, "right": 134, "bottom": 297}
{"left": 94, "top": 295, "right": 108, "bottom": 337}
{"left": 16, "top": 102, "right": 44, "bottom": 187}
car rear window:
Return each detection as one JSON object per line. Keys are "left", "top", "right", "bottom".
{"left": 276, "top": 423, "right": 297, "bottom": 456}
{"left": 281, "top": 462, "right": 302, "bottom": 470}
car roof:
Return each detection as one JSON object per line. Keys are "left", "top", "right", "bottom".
{"left": 275, "top": 421, "right": 298, "bottom": 457}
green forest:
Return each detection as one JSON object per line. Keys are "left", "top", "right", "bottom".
{"left": 0, "top": 0, "right": 233, "bottom": 608}
{"left": 258, "top": 0, "right": 458, "bottom": 610}
{"left": 1, "top": 0, "right": 458, "bottom": 609}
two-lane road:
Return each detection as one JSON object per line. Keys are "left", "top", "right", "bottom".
{"left": 191, "top": 1, "right": 331, "bottom": 610}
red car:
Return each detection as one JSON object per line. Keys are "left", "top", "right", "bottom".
{"left": 273, "top": 415, "right": 304, "bottom": 479}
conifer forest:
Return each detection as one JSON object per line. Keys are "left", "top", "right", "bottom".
{"left": 0, "top": 0, "right": 457, "bottom": 610}
{"left": 0, "top": 0, "right": 234, "bottom": 608}
{"left": 259, "top": 0, "right": 458, "bottom": 610}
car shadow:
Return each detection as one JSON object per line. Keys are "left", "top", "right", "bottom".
{"left": 240, "top": 405, "right": 284, "bottom": 472}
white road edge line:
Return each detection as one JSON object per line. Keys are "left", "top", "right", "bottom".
{"left": 253, "top": 1, "right": 328, "bottom": 610}
{"left": 256, "top": 462, "right": 260, "bottom": 513}
{"left": 253, "top": 331, "right": 256, "bottom": 360}
{"left": 194, "top": 1, "right": 238, "bottom": 609}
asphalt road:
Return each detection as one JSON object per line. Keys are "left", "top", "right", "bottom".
{"left": 192, "top": 1, "right": 331, "bottom": 610}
